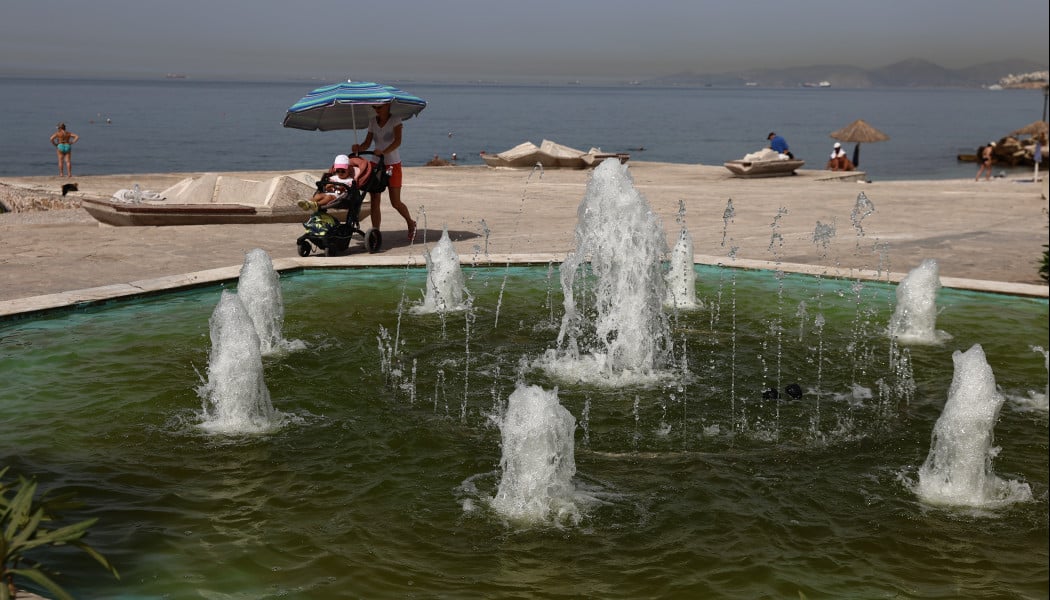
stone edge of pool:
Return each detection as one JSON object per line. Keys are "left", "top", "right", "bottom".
{"left": 1, "top": 252, "right": 1046, "bottom": 321}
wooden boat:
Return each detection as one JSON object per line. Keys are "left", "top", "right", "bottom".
{"left": 481, "top": 140, "right": 626, "bottom": 169}
{"left": 80, "top": 172, "right": 362, "bottom": 226}
{"left": 723, "top": 159, "right": 805, "bottom": 178}
{"left": 80, "top": 197, "right": 359, "bottom": 227}
{"left": 538, "top": 139, "right": 587, "bottom": 169}
{"left": 480, "top": 141, "right": 544, "bottom": 168}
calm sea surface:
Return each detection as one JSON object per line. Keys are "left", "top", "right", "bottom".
{"left": 0, "top": 77, "right": 1045, "bottom": 180}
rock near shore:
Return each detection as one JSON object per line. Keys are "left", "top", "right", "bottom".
{"left": 988, "top": 135, "right": 1048, "bottom": 167}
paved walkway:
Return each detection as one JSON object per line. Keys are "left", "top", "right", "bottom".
{"left": 1, "top": 162, "right": 1046, "bottom": 317}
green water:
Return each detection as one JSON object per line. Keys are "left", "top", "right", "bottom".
{"left": 1, "top": 266, "right": 1047, "bottom": 599}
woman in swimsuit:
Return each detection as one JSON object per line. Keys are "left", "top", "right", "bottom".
{"left": 975, "top": 141, "right": 995, "bottom": 181}
{"left": 49, "top": 123, "right": 79, "bottom": 177}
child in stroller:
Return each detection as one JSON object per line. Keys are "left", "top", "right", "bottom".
{"left": 296, "top": 153, "right": 387, "bottom": 257}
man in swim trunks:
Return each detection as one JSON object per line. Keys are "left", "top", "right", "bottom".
{"left": 49, "top": 123, "right": 79, "bottom": 177}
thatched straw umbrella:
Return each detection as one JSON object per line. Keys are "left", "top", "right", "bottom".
{"left": 1009, "top": 120, "right": 1048, "bottom": 139}
{"left": 829, "top": 119, "right": 890, "bottom": 167}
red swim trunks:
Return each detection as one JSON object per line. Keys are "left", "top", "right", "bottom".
{"left": 373, "top": 162, "right": 403, "bottom": 188}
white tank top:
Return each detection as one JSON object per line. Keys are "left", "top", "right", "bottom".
{"left": 368, "top": 116, "right": 403, "bottom": 165}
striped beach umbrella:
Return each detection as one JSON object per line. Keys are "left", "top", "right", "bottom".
{"left": 282, "top": 80, "right": 427, "bottom": 132}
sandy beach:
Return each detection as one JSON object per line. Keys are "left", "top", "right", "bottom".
{"left": 1, "top": 162, "right": 1047, "bottom": 315}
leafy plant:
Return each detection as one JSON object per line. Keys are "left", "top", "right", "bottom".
{"left": 1, "top": 467, "right": 119, "bottom": 600}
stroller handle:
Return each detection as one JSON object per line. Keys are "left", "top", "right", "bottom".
{"left": 351, "top": 150, "right": 385, "bottom": 164}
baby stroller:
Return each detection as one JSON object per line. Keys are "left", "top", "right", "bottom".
{"left": 296, "top": 152, "right": 388, "bottom": 257}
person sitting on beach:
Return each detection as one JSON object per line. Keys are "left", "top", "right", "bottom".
{"left": 298, "top": 154, "right": 365, "bottom": 212}
{"left": 425, "top": 154, "right": 450, "bottom": 166}
{"left": 49, "top": 122, "right": 79, "bottom": 177}
{"left": 826, "top": 142, "right": 854, "bottom": 171}
{"left": 767, "top": 132, "right": 793, "bottom": 159}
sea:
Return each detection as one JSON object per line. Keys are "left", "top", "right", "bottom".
{"left": 1, "top": 77, "right": 1045, "bottom": 180}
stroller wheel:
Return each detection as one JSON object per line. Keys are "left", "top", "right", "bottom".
{"left": 297, "top": 240, "right": 312, "bottom": 257}
{"left": 366, "top": 228, "right": 382, "bottom": 253}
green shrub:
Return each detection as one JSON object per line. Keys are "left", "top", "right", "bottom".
{"left": 1, "top": 467, "right": 119, "bottom": 600}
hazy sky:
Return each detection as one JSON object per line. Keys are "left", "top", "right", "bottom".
{"left": 2, "top": 0, "right": 1047, "bottom": 81}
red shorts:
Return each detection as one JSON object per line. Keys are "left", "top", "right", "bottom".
{"left": 373, "top": 161, "right": 403, "bottom": 188}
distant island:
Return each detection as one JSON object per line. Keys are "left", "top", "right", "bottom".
{"left": 646, "top": 58, "right": 1048, "bottom": 89}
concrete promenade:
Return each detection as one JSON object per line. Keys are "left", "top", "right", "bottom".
{"left": 1, "top": 161, "right": 1047, "bottom": 317}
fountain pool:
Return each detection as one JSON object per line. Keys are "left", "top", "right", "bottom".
{"left": 1, "top": 264, "right": 1047, "bottom": 598}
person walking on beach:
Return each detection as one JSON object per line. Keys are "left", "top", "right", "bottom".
{"left": 767, "top": 132, "right": 793, "bottom": 159}
{"left": 352, "top": 103, "right": 417, "bottom": 242}
{"left": 49, "top": 122, "right": 79, "bottom": 177}
{"left": 975, "top": 142, "right": 995, "bottom": 181}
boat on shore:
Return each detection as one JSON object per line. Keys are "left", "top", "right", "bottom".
{"left": 480, "top": 141, "right": 544, "bottom": 168}
{"left": 79, "top": 172, "right": 362, "bottom": 226}
{"left": 724, "top": 148, "right": 804, "bottom": 177}
{"left": 79, "top": 197, "right": 359, "bottom": 227}
{"left": 724, "top": 159, "right": 805, "bottom": 178}
{"left": 480, "top": 139, "right": 628, "bottom": 169}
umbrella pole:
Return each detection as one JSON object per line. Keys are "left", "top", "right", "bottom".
{"left": 852, "top": 143, "right": 860, "bottom": 168}
{"left": 352, "top": 110, "right": 360, "bottom": 151}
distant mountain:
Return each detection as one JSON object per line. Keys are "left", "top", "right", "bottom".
{"left": 868, "top": 59, "right": 960, "bottom": 87}
{"left": 648, "top": 58, "right": 1048, "bottom": 88}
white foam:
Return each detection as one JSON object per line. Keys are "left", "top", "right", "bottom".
{"left": 541, "top": 159, "right": 675, "bottom": 384}
{"left": 887, "top": 258, "right": 952, "bottom": 344}
{"left": 411, "top": 228, "right": 471, "bottom": 314}
{"left": 237, "top": 249, "right": 304, "bottom": 355}
{"left": 916, "top": 344, "right": 1032, "bottom": 508}
{"left": 197, "top": 291, "right": 280, "bottom": 434}
{"left": 490, "top": 384, "right": 580, "bottom": 525}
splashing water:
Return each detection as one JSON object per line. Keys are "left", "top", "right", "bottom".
{"left": 887, "top": 259, "right": 952, "bottom": 344}
{"left": 236, "top": 249, "right": 304, "bottom": 355}
{"left": 850, "top": 191, "right": 875, "bottom": 241}
{"left": 412, "top": 227, "right": 471, "bottom": 314}
{"left": 489, "top": 384, "right": 580, "bottom": 525}
{"left": 1007, "top": 345, "right": 1050, "bottom": 412}
{"left": 915, "top": 344, "right": 1032, "bottom": 508}
{"left": 197, "top": 291, "right": 280, "bottom": 434}
{"left": 538, "top": 159, "right": 673, "bottom": 385}
{"left": 1034, "top": 345, "right": 1049, "bottom": 409}
{"left": 665, "top": 227, "right": 700, "bottom": 310}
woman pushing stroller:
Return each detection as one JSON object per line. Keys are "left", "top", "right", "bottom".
{"left": 352, "top": 102, "right": 417, "bottom": 242}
